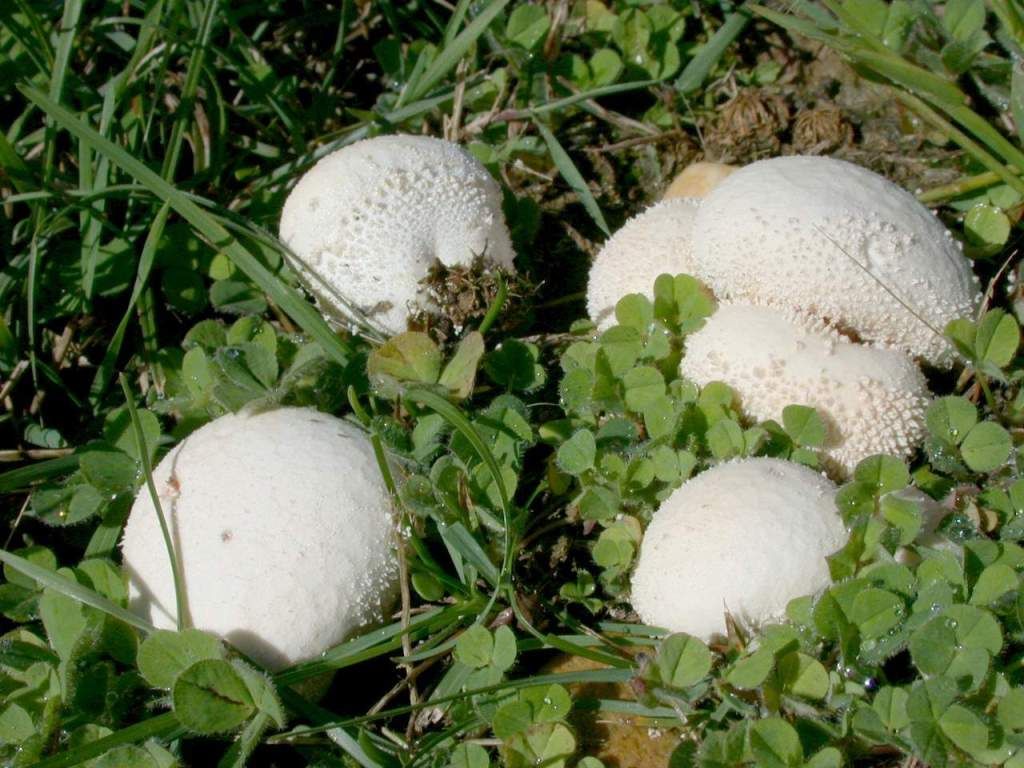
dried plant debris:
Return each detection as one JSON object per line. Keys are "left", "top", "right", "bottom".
{"left": 704, "top": 88, "right": 792, "bottom": 162}
{"left": 409, "top": 258, "right": 534, "bottom": 343}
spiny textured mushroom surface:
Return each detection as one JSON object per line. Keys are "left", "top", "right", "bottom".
{"left": 121, "top": 407, "right": 398, "bottom": 671}
{"left": 587, "top": 197, "right": 700, "bottom": 329}
{"left": 681, "top": 303, "right": 930, "bottom": 476}
{"left": 280, "top": 134, "right": 515, "bottom": 334}
{"left": 662, "top": 161, "right": 737, "bottom": 199}
{"left": 691, "top": 155, "right": 980, "bottom": 366}
{"left": 631, "top": 458, "right": 845, "bottom": 639}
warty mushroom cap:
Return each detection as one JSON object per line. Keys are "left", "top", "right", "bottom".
{"left": 662, "top": 161, "right": 737, "bottom": 200}
{"left": 680, "top": 303, "right": 930, "bottom": 477}
{"left": 587, "top": 197, "right": 701, "bottom": 329}
{"left": 631, "top": 458, "right": 845, "bottom": 640}
{"left": 121, "top": 407, "right": 398, "bottom": 671}
{"left": 280, "top": 134, "right": 515, "bottom": 335}
{"left": 691, "top": 155, "right": 980, "bottom": 367}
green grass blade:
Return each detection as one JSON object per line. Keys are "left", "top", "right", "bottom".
{"left": 847, "top": 47, "right": 965, "bottom": 111}
{"left": 0, "top": 548, "right": 154, "bottom": 633}
{"left": 250, "top": 123, "right": 370, "bottom": 193}
{"left": 756, "top": 2, "right": 1024, "bottom": 174}
{"left": 20, "top": 86, "right": 355, "bottom": 369}
{"left": 36, "top": 357, "right": 84, "bottom": 408}
{"left": 917, "top": 168, "right": 1018, "bottom": 203}
{"left": 756, "top": 4, "right": 966, "bottom": 107}
{"left": 0, "top": 455, "right": 79, "bottom": 493}
{"left": 89, "top": 204, "right": 170, "bottom": 403}
{"left": 6, "top": 0, "right": 54, "bottom": 73}
{"left": 579, "top": 698, "right": 677, "bottom": 719}
{"left": 386, "top": 77, "right": 662, "bottom": 127}
{"left": 112, "top": 0, "right": 167, "bottom": 100}
{"left": 326, "top": 727, "right": 386, "bottom": 768}
{"left": 477, "top": 272, "right": 507, "bottom": 335}
{"left": 319, "top": 0, "right": 354, "bottom": 94}
{"left": 533, "top": 119, "right": 610, "bottom": 236}
{"left": 83, "top": 503, "right": 130, "bottom": 560}
{"left": 161, "top": 0, "right": 218, "bottom": 180}
{"left": 396, "top": 38, "right": 433, "bottom": 110}
{"left": 508, "top": 594, "right": 630, "bottom": 669}
{"left": 80, "top": 88, "right": 117, "bottom": 302}
{"left": 442, "top": 521, "right": 501, "bottom": 587}
{"left": 272, "top": 667, "right": 635, "bottom": 738}
{"left": 894, "top": 90, "right": 1024, "bottom": 196}
{"left": 443, "top": 0, "right": 473, "bottom": 45}
{"left": 42, "top": 0, "right": 84, "bottom": 185}
{"left": 217, "top": 712, "right": 272, "bottom": 768}
{"left": 938, "top": 94, "right": 1024, "bottom": 173}
{"left": 119, "top": 373, "right": 187, "bottom": 631}
{"left": 529, "top": 78, "right": 664, "bottom": 117}
{"left": 403, "top": 388, "right": 511, "bottom": 526}
{"left": 675, "top": 8, "right": 750, "bottom": 94}
{"left": 991, "top": 0, "right": 1024, "bottom": 49}
{"left": 26, "top": 233, "right": 39, "bottom": 384}
{"left": 748, "top": 3, "right": 836, "bottom": 45}
{"left": 403, "top": 386, "right": 515, "bottom": 623}
{"left": 276, "top": 599, "right": 481, "bottom": 684}
{"left": 402, "top": 0, "right": 508, "bottom": 105}
{"left": 0, "top": 131, "right": 35, "bottom": 194}
{"left": 30, "top": 713, "right": 182, "bottom": 768}
{"left": 383, "top": 87, "right": 463, "bottom": 124}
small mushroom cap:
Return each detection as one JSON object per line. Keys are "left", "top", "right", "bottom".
{"left": 662, "top": 161, "right": 737, "bottom": 200}
{"left": 587, "top": 197, "right": 701, "bottom": 329}
{"left": 280, "top": 134, "right": 515, "bottom": 334}
{"left": 680, "top": 303, "right": 930, "bottom": 476}
{"left": 631, "top": 458, "right": 845, "bottom": 639}
{"left": 121, "top": 407, "right": 398, "bottom": 671}
{"left": 692, "top": 155, "right": 980, "bottom": 366}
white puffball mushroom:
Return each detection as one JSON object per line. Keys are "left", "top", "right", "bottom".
{"left": 631, "top": 458, "right": 845, "bottom": 639}
{"left": 587, "top": 197, "right": 701, "bottom": 329}
{"left": 280, "top": 134, "right": 515, "bottom": 335}
{"left": 680, "top": 303, "right": 930, "bottom": 477}
{"left": 121, "top": 407, "right": 398, "bottom": 671}
{"left": 662, "top": 161, "right": 737, "bottom": 200}
{"left": 692, "top": 155, "right": 981, "bottom": 367}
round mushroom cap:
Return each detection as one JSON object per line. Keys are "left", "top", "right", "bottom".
{"left": 662, "top": 161, "right": 737, "bottom": 200}
{"left": 691, "top": 155, "right": 980, "bottom": 366}
{"left": 121, "top": 407, "right": 398, "bottom": 671}
{"left": 587, "top": 197, "right": 701, "bottom": 329}
{"left": 280, "top": 134, "right": 515, "bottom": 335}
{"left": 631, "top": 458, "right": 845, "bottom": 639}
{"left": 681, "top": 303, "right": 930, "bottom": 477}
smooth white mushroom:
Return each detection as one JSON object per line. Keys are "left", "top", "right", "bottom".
{"left": 280, "top": 134, "right": 515, "bottom": 335}
{"left": 587, "top": 197, "right": 700, "bottom": 328}
{"left": 122, "top": 407, "right": 398, "bottom": 671}
{"left": 691, "top": 155, "right": 980, "bottom": 367}
{"left": 632, "top": 458, "right": 845, "bottom": 639}
{"left": 680, "top": 303, "right": 930, "bottom": 476}
{"left": 663, "top": 161, "right": 737, "bottom": 200}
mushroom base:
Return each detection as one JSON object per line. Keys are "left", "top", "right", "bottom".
{"left": 409, "top": 258, "right": 532, "bottom": 342}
